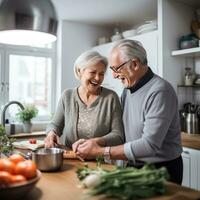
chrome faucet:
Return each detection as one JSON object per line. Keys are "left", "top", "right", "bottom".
{"left": 1, "top": 101, "right": 25, "bottom": 127}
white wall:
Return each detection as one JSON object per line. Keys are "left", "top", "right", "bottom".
{"left": 158, "top": 0, "right": 194, "bottom": 91}
{"left": 56, "top": 20, "right": 112, "bottom": 102}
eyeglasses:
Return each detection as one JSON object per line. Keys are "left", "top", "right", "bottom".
{"left": 110, "top": 59, "right": 132, "bottom": 73}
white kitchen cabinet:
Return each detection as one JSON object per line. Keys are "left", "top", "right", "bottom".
{"left": 197, "top": 150, "right": 200, "bottom": 190}
{"left": 182, "top": 147, "right": 199, "bottom": 190}
{"left": 92, "top": 30, "right": 158, "bottom": 96}
{"left": 92, "top": 42, "right": 124, "bottom": 96}
{"left": 182, "top": 150, "right": 191, "bottom": 188}
{"left": 133, "top": 31, "right": 158, "bottom": 74}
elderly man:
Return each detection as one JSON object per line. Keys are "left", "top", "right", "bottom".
{"left": 73, "top": 40, "right": 183, "bottom": 184}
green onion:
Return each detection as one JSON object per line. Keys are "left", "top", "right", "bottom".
{"left": 76, "top": 164, "right": 169, "bottom": 200}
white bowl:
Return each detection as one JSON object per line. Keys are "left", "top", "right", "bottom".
{"left": 122, "top": 29, "right": 137, "bottom": 38}
{"left": 111, "top": 34, "right": 123, "bottom": 42}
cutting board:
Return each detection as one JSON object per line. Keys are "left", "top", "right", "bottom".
{"left": 13, "top": 140, "right": 45, "bottom": 151}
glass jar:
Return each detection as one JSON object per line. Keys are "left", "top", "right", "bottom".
{"left": 185, "top": 67, "right": 194, "bottom": 86}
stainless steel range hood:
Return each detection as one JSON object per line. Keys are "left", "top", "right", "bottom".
{"left": 0, "top": 0, "right": 58, "bottom": 45}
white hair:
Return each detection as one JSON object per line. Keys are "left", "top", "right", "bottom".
{"left": 111, "top": 39, "right": 147, "bottom": 65}
{"left": 74, "top": 50, "right": 108, "bottom": 80}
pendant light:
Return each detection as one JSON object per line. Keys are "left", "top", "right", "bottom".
{"left": 0, "top": 0, "right": 58, "bottom": 46}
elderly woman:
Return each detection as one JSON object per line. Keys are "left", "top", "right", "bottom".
{"left": 45, "top": 50, "right": 124, "bottom": 149}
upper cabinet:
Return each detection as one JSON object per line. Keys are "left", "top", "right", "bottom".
{"left": 133, "top": 31, "right": 158, "bottom": 74}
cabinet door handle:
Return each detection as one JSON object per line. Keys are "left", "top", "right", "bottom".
{"left": 183, "top": 151, "right": 190, "bottom": 154}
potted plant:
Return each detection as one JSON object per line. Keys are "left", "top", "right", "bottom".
{"left": 0, "top": 124, "right": 15, "bottom": 157}
{"left": 16, "top": 105, "right": 38, "bottom": 133}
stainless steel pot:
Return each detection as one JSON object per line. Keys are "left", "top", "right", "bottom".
{"left": 32, "top": 148, "right": 64, "bottom": 172}
{"left": 186, "top": 113, "right": 199, "bottom": 134}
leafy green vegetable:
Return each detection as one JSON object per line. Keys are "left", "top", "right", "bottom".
{"left": 16, "top": 105, "right": 38, "bottom": 123}
{"left": 96, "top": 156, "right": 104, "bottom": 167}
{"left": 76, "top": 164, "right": 108, "bottom": 181}
{"left": 0, "top": 124, "right": 15, "bottom": 156}
{"left": 76, "top": 164, "right": 169, "bottom": 200}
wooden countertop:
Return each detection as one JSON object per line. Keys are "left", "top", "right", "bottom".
{"left": 9, "top": 131, "right": 46, "bottom": 138}
{"left": 10, "top": 131, "right": 200, "bottom": 150}
{"left": 23, "top": 160, "right": 200, "bottom": 200}
{"left": 181, "top": 132, "right": 200, "bottom": 150}
{"left": 9, "top": 131, "right": 200, "bottom": 151}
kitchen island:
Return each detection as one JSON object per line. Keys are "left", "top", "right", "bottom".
{"left": 24, "top": 159, "right": 200, "bottom": 200}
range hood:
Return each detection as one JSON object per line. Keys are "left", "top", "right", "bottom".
{"left": 0, "top": 0, "right": 58, "bottom": 46}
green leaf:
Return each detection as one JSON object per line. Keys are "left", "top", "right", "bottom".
{"left": 0, "top": 124, "right": 15, "bottom": 155}
{"left": 16, "top": 105, "right": 38, "bottom": 123}
{"left": 77, "top": 164, "right": 169, "bottom": 200}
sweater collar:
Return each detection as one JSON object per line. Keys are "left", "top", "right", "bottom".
{"left": 75, "top": 87, "right": 103, "bottom": 108}
{"left": 128, "top": 67, "right": 154, "bottom": 93}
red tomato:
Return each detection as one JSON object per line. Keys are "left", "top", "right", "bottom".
{"left": 0, "top": 171, "right": 12, "bottom": 186}
{"left": 0, "top": 158, "right": 15, "bottom": 174}
{"left": 10, "top": 175, "right": 27, "bottom": 184}
{"left": 9, "top": 154, "right": 25, "bottom": 164}
{"left": 29, "top": 138, "right": 37, "bottom": 144}
{"left": 14, "top": 160, "right": 37, "bottom": 179}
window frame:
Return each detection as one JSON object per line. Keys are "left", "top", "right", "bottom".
{"left": 0, "top": 43, "right": 57, "bottom": 121}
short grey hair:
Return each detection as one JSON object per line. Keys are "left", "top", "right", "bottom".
{"left": 111, "top": 39, "right": 147, "bottom": 65}
{"left": 74, "top": 50, "right": 108, "bottom": 80}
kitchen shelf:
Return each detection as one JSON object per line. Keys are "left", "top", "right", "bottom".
{"left": 172, "top": 47, "right": 200, "bottom": 57}
{"left": 177, "top": 84, "right": 200, "bottom": 88}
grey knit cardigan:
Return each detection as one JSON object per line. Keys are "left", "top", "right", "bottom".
{"left": 46, "top": 87, "right": 125, "bottom": 148}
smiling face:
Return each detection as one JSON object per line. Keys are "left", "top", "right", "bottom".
{"left": 79, "top": 62, "right": 106, "bottom": 94}
{"left": 109, "top": 48, "right": 140, "bottom": 88}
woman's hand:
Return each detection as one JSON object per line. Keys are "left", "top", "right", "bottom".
{"left": 44, "top": 131, "right": 59, "bottom": 148}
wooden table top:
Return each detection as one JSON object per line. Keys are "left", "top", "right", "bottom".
{"left": 181, "top": 132, "right": 200, "bottom": 150}
{"left": 24, "top": 159, "right": 200, "bottom": 200}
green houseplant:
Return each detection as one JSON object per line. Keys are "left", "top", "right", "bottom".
{"left": 16, "top": 105, "right": 38, "bottom": 133}
{"left": 0, "top": 124, "right": 15, "bottom": 156}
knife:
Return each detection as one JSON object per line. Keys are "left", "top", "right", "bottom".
{"left": 55, "top": 143, "right": 85, "bottom": 162}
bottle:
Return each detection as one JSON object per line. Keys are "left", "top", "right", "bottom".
{"left": 185, "top": 67, "right": 194, "bottom": 86}
{"left": 5, "top": 119, "right": 15, "bottom": 135}
{"left": 5, "top": 119, "right": 11, "bottom": 135}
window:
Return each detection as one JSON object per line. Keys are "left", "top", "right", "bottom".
{"left": 0, "top": 44, "right": 56, "bottom": 121}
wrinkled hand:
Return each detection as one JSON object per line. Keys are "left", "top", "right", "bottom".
{"left": 72, "top": 138, "right": 87, "bottom": 153}
{"left": 74, "top": 139, "right": 103, "bottom": 160}
{"left": 44, "top": 131, "right": 59, "bottom": 148}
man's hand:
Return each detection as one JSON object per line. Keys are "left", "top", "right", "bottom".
{"left": 75, "top": 139, "right": 104, "bottom": 160}
{"left": 72, "top": 138, "right": 86, "bottom": 153}
{"left": 44, "top": 131, "right": 59, "bottom": 148}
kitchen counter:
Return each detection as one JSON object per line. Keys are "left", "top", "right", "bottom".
{"left": 8, "top": 131, "right": 46, "bottom": 142}
{"left": 24, "top": 159, "right": 200, "bottom": 200}
{"left": 9, "top": 131, "right": 46, "bottom": 138}
{"left": 181, "top": 132, "right": 200, "bottom": 150}
{"left": 10, "top": 131, "right": 200, "bottom": 150}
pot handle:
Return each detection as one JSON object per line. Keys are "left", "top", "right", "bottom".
{"left": 19, "top": 151, "right": 32, "bottom": 160}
